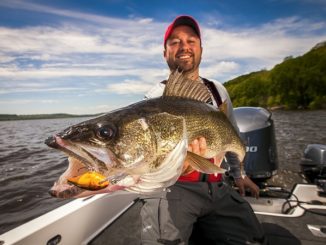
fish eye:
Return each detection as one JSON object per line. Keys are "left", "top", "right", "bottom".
{"left": 96, "top": 125, "right": 116, "bottom": 140}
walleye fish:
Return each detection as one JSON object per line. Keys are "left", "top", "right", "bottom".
{"left": 45, "top": 71, "right": 245, "bottom": 198}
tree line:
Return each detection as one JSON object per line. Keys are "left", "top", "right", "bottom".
{"left": 224, "top": 42, "right": 326, "bottom": 109}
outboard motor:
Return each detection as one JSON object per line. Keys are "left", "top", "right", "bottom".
{"left": 233, "top": 107, "right": 278, "bottom": 182}
{"left": 300, "top": 144, "right": 326, "bottom": 195}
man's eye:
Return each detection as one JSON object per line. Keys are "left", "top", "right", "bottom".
{"left": 168, "top": 39, "right": 180, "bottom": 46}
{"left": 188, "top": 38, "right": 196, "bottom": 44}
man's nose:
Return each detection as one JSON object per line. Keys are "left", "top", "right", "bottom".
{"left": 179, "top": 40, "right": 190, "bottom": 51}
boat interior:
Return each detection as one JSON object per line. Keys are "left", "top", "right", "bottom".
{"left": 0, "top": 183, "right": 325, "bottom": 245}
{"left": 89, "top": 184, "right": 326, "bottom": 245}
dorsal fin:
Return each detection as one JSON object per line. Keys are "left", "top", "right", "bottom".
{"left": 162, "top": 70, "right": 211, "bottom": 102}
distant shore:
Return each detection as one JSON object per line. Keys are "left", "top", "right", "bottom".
{"left": 0, "top": 113, "right": 101, "bottom": 121}
{"left": 1, "top": 108, "right": 325, "bottom": 121}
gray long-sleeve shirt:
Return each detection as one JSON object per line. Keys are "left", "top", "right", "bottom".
{"left": 144, "top": 78, "right": 243, "bottom": 179}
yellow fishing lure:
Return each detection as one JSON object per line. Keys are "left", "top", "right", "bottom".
{"left": 67, "top": 171, "right": 109, "bottom": 190}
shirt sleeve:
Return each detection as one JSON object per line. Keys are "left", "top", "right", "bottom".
{"left": 210, "top": 80, "right": 244, "bottom": 179}
{"left": 144, "top": 83, "right": 165, "bottom": 100}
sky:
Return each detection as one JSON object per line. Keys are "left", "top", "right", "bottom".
{"left": 0, "top": 0, "right": 325, "bottom": 115}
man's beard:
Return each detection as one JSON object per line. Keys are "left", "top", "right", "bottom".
{"left": 167, "top": 55, "right": 201, "bottom": 74}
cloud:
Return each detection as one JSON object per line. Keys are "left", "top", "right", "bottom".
{"left": 201, "top": 61, "right": 240, "bottom": 81}
{"left": 1, "top": 16, "right": 323, "bottom": 78}
{"left": 0, "top": 0, "right": 134, "bottom": 26}
{"left": 0, "top": 25, "right": 161, "bottom": 56}
{"left": 203, "top": 16, "right": 326, "bottom": 61}
{"left": 105, "top": 68, "right": 170, "bottom": 94}
{"left": 0, "top": 54, "right": 16, "bottom": 63}
{"left": 0, "top": 99, "right": 59, "bottom": 105}
{"left": 0, "top": 80, "right": 42, "bottom": 94}
{"left": 0, "top": 16, "right": 165, "bottom": 88}
{"left": 68, "top": 103, "right": 129, "bottom": 115}
{"left": 201, "top": 16, "right": 326, "bottom": 80}
{"left": 1, "top": 2, "right": 325, "bottom": 82}
{"left": 0, "top": 85, "right": 86, "bottom": 94}
{"left": 107, "top": 79, "right": 155, "bottom": 95}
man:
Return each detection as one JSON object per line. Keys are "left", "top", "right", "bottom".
{"left": 140, "top": 15, "right": 266, "bottom": 245}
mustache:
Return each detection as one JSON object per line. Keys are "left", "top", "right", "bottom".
{"left": 176, "top": 51, "right": 193, "bottom": 57}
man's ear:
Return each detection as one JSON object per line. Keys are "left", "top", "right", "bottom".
{"left": 163, "top": 49, "right": 167, "bottom": 59}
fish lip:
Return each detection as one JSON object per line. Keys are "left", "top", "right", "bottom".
{"left": 49, "top": 184, "right": 84, "bottom": 198}
{"left": 45, "top": 136, "right": 60, "bottom": 148}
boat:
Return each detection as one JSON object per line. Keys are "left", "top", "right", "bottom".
{"left": 0, "top": 107, "right": 325, "bottom": 245}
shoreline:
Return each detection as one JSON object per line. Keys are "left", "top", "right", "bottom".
{"left": 1, "top": 108, "right": 325, "bottom": 121}
{"left": 0, "top": 113, "right": 101, "bottom": 121}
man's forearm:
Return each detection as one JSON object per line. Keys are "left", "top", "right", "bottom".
{"left": 225, "top": 152, "right": 245, "bottom": 179}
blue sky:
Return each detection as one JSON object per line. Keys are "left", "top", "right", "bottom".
{"left": 0, "top": 0, "right": 325, "bottom": 115}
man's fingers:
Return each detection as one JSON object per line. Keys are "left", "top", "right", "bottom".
{"left": 243, "top": 176, "right": 260, "bottom": 199}
{"left": 191, "top": 139, "right": 200, "bottom": 154}
{"left": 184, "top": 138, "right": 205, "bottom": 174}
{"left": 198, "top": 137, "right": 207, "bottom": 155}
{"left": 188, "top": 138, "right": 207, "bottom": 156}
{"left": 251, "top": 185, "right": 260, "bottom": 199}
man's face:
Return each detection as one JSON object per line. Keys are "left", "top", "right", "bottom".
{"left": 164, "top": 25, "right": 202, "bottom": 75}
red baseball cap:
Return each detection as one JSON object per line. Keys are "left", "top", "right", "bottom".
{"left": 164, "top": 15, "right": 201, "bottom": 47}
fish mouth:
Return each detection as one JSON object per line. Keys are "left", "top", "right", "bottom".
{"left": 48, "top": 156, "right": 139, "bottom": 198}
{"left": 45, "top": 135, "right": 118, "bottom": 198}
{"left": 49, "top": 181, "right": 84, "bottom": 198}
{"left": 45, "top": 135, "right": 144, "bottom": 198}
{"left": 45, "top": 135, "right": 113, "bottom": 173}
{"left": 48, "top": 155, "right": 89, "bottom": 198}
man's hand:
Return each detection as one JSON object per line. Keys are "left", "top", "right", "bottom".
{"left": 188, "top": 137, "right": 207, "bottom": 155}
{"left": 234, "top": 176, "right": 260, "bottom": 199}
{"left": 182, "top": 137, "right": 207, "bottom": 174}
{"left": 185, "top": 138, "right": 260, "bottom": 199}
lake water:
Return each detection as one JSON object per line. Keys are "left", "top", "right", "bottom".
{"left": 0, "top": 110, "right": 325, "bottom": 234}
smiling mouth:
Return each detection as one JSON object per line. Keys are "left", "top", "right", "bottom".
{"left": 178, "top": 55, "right": 191, "bottom": 60}
{"left": 176, "top": 51, "right": 193, "bottom": 58}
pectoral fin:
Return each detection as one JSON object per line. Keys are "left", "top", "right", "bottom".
{"left": 186, "top": 151, "right": 226, "bottom": 174}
